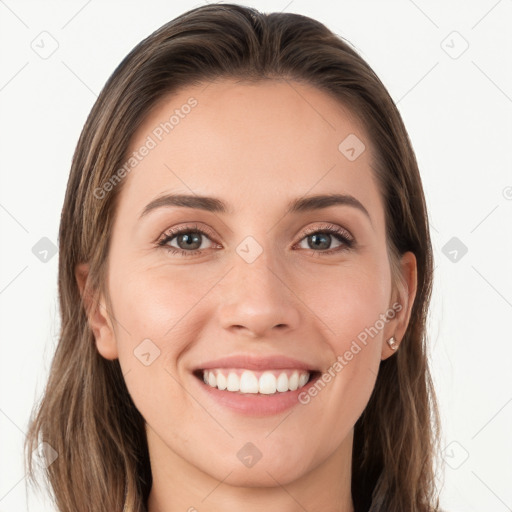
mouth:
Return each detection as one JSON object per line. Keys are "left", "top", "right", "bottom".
{"left": 192, "top": 368, "right": 322, "bottom": 395}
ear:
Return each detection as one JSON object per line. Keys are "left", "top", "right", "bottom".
{"left": 75, "top": 263, "right": 118, "bottom": 360}
{"left": 381, "top": 251, "right": 417, "bottom": 360}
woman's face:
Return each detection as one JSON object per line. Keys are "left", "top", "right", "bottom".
{"left": 82, "top": 79, "right": 416, "bottom": 489}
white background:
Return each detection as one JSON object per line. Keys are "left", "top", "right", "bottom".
{"left": 0, "top": 1, "right": 511, "bottom": 511}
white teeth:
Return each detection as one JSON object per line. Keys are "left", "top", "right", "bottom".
{"left": 216, "top": 372, "right": 227, "bottom": 390}
{"left": 202, "top": 369, "right": 311, "bottom": 394}
{"left": 227, "top": 372, "right": 240, "bottom": 392}
{"left": 240, "top": 371, "right": 259, "bottom": 393}
{"left": 289, "top": 372, "right": 299, "bottom": 391}
{"left": 259, "top": 372, "right": 277, "bottom": 394}
{"left": 276, "top": 372, "right": 288, "bottom": 392}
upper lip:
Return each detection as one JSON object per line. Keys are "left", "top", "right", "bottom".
{"left": 195, "top": 354, "right": 319, "bottom": 372}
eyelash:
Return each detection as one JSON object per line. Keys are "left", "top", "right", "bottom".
{"left": 156, "top": 223, "right": 355, "bottom": 258}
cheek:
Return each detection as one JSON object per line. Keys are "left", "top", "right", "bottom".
{"left": 298, "top": 277, "right": 387, "bottom": 451}
{"left": 296, "top": 258, "right": 390, "bottom": 411}
{"left": 107, "top": 266, "right": 218, "bottom": 411}
{"left": 297, "top": 257, "right": 392, "bottom": 346}
{"left": 109, "top": 264, "right": 216, "bottom": 342}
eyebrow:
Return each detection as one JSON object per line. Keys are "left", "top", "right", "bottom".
{"left": 139, "top": 192, "right": 372, "bottom": 223}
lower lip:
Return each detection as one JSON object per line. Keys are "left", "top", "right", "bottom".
{"left": 192, "top": 372, "right": 320, "bottom": 416}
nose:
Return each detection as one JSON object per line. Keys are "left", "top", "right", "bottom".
{"left": 216, "top": 248, "right": 301, "bottom": 338}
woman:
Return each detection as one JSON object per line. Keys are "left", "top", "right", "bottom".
{"left": 25, "top": 4, "right": 442, "bottom": 511}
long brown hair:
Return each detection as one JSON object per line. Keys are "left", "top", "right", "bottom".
{"left": 24, "top": 4, "right": 442, "bottom": 511}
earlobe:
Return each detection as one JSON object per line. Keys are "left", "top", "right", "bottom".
{"left": 381, "top": 251, "right": 418, "bottom": 360}
{"left": 386, "top": 336, "right": 399, "bottom": 351}
{"left": 75, "top": 263, "right": 118, "bottom": 360}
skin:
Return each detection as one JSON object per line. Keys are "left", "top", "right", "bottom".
{"left": 76, "top": 79, "right": 417, "bottom": 512}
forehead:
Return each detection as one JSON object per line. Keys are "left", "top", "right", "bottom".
{"left": 117, "top": 79, "right": 383, "bottom": 224}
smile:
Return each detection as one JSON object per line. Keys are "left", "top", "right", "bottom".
{"left": 201, "top": 368, "right": 312, "bottom": 395}
{"left": 192, "top": 368, "right": 322, "bottom": 416}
